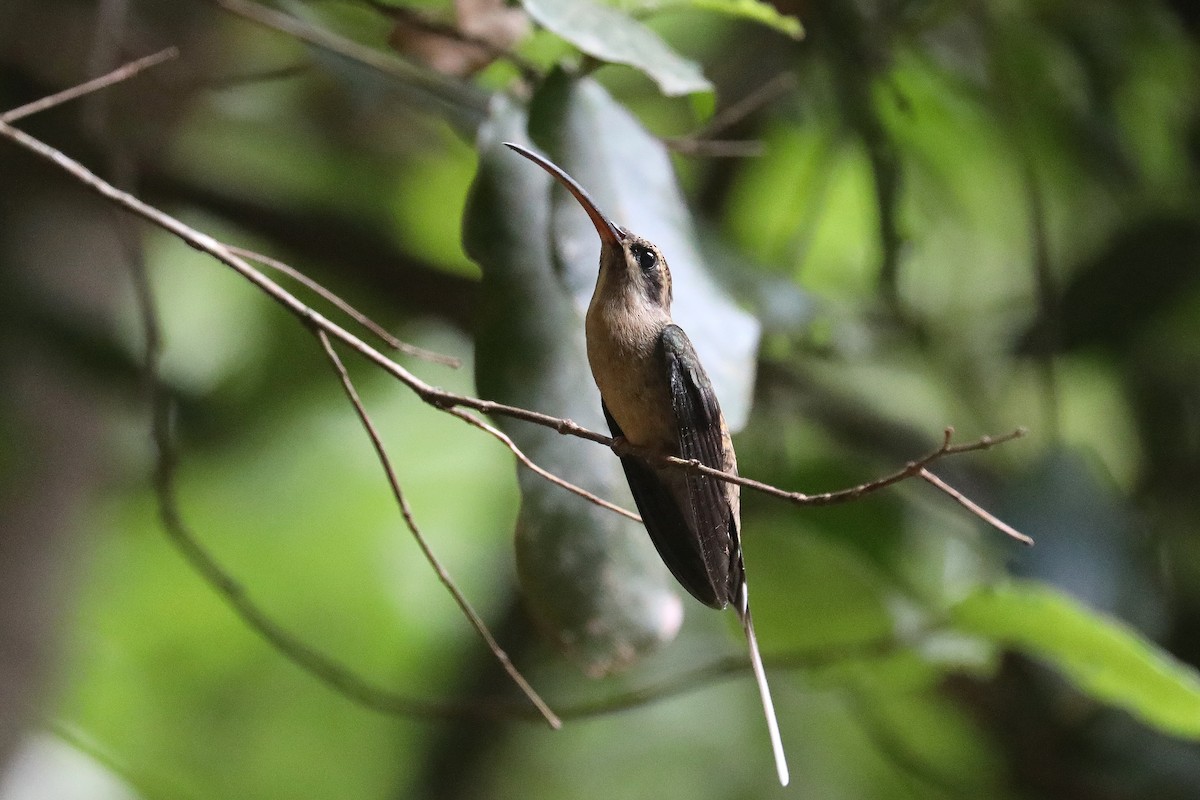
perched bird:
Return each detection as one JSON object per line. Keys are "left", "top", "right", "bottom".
{"left": 505, "top": 142, "right": 789, "bottom": 786}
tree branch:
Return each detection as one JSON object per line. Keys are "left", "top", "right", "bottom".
{"left": 0, "top": 111, "right": 1031, "bottom": 546}
{"left": 0, "top": 59, "right": 1036, "bottom": 734}
{"left": 446, "top": 407, "right": 641, "bottom": 523}
{"left": 624, "top": 426, "right": 1033, "bottom": 545}
{"left": 229, "top": 244, "right": 461, "bottom": 368}
{"left": 315, "top": 330, "right": 561, "bottom": 729}
{"left": 209, "top": 0, "right": 489, "bottom": 132}
{"left": 0, "top": 47, "right": 178, "bottom": 124}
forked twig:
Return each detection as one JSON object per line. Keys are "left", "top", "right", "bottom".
{"left": 227, "top": 244, "right": 461, "bottom": 367}
{"left": 210, "top": 0, "right": 489, "bottom": 129}
{"left": 315, "top": 331, "right": 561, "bottom": 729}
{"left": 919, "top": 468, "right": 1033, "bottom": 546}
{"left": 0, "top": 53, "right": 1037, "bottom": 731}
{"left": 0, "top": 110, "right": 1031, "bottom": 545}
{"left": 665, "top": 72, "right": 795, "bottom": 158}
{"left": 446, "top": 407, "right": 641, "bottom": 523}
{"left": 1, "top": 50, "right": 554, "bottom": 724}
{"left": 0, "top": 47, "right": 178, "bottom": 124}
{"left": 632, "top": 427, "right": 1032, "bottom": 544}
{"left": 129, "top": 193, "right": 470, "bottom": 727}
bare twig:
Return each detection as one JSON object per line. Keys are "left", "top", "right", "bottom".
{"left": 0, "top": 47, "right": 178, "bottom": 124}
{"left": 446, "top": 407, "right": 641, "bottom": 523}
{"left": 0, "top": 116, "right": 1030, "bottom": 546}
{"left": 665, "top": 72, "right": 795, "bottom": 158}
{"left": 919, "top": 468, "right": 1034, "bottom": 546}
{"left": 1, "top": 62, "right": 1037, "bottom": 738}
{"left": 134, "top": 271, "right": 537, "bottom": 726}
{"left": 553, "top": 632, "right": 913, "bottom": 721}
{"left": 127, "top": 178, "right": 473, "bottom": 728}
{"left": 701, "top": 72, "right": 798, "bottom": 139}
{"left": 210, "top": 0, "right": 489, "bottom": 130}
{"left": 316, "top": 331, "right": 561, "bottom": 728}
{"left": 0, "top": 50, "right": 548, "bottom": 722}
{"left": 228, "top": 245, "right": 461, "bottom": 367}
{"left": 636, "top": 426, "right": 1027, "bottom": 509}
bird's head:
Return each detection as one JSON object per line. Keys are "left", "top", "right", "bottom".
{"left": 505, "top": 142, "right": 673, "bottom": 312}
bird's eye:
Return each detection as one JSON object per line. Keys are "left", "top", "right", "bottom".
{"left": 633, "top": 246, "right": 658, "bottom": 272}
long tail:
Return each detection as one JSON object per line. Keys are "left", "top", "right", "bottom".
{"left": 738, "top": 580, "right": 789, "bottom": 786}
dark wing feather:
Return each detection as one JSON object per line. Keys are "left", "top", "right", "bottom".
{"left": 599, "top": 325, "right": 741, "bottom": 609}
{"left": 660, "top": 325, "right": 740, "bottom": 607}
{"left": 603, "top": 402, "right": 723, "bottom": 608}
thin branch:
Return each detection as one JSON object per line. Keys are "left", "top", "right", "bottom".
{"left": 137, "top": 300, "right": 535, "bottom": 726}
{"left": 0, "top": 115, "right": 1030, "bottom": 547}
{"left": 13, "top": 51, "right": 549, "bottom": 725}
{"left": 209, "top": 0, "right": 489, "bottom": 131}
{"left": 128, "top": 187, "right": 475, "bottom": 728}
{"left": 665, "top": 72, "right": 795, "bottom": 158}
{"left": 919, "top": 468, "right": 1034, "bottom": 546}
{"left": 0, "top": 47, "right": 178, "bottom": 124}
{"left": 491, "top": 629, "right": 923, "bottom": 722}
{"left": 699, "top": 72, "right": 798, "bottom": 140}
{"left": 446, "top": 407, "right": 641, "bottom": 523}
{"left": 635, "top": 426, "right": 1028, "bottom": 509}
{"left": 0, "top": 117, "right": 588, "bottom": 437}
{"left": 315, "top": 330, "right": 561, "bottom": 729}
{"left": 228, "top": 245, "right": 461, "bottom": 368}
{"left": 0, "top": 49, "right": 1038, "bottom": 737}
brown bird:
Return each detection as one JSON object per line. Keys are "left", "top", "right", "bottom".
{"left": 505, "top": 142, "right": 788, "bottom": 786}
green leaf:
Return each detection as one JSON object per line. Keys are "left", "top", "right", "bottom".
{"left": 952, "top": 582, "right": 1200, "bottom": 738}
{"left": 464, "top": 96, "right": 684, "bottom": 676}
{"left": 519, "top": 0, "right": 712, "bottom": 96}
{"left": 630, "top": 0, "right": 804, "bottom": 39}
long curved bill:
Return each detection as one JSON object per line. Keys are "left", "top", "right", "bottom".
{"left": 504, "top": 142, "right": 623, "bottom": 248}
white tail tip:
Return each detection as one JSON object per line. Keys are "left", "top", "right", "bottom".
{"left": 740, "top": 583, "right": 789, "bottom": 786}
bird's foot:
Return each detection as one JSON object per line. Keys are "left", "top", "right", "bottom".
{"left": 609, "top": 435, "right": 633, "bottom": 457}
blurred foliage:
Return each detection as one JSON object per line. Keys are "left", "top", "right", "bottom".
{"left": 2, "top": 0, "right": 1200, "bottom": 799}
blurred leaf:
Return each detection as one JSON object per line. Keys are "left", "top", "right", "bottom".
{"left": 465, "top": 96, "right": 683, "bottom": 675}
{"left": 953, "top": 582, "right": 1200, "bottom": 738}
{"left": 723, "top": 122, "right": 881, "bottom": 299}
{"left": 845, "top": 685, "right": 1006, "bottom": 796}
{"left": 625, "top": 0, "right": 804, "bottom": 39}
{"left": 1019, "top": 216, "right": 1200, "bottom": 353}
{"left": 528, "top": 72, "right": 760, "bottom": 429}
{"left": 388, "top": 135, "right": 482, "bottom": 278}
{"left": 62, "top": 360, "right": 516, "bottom": 800}
{"left": 747, "top": 521, "right": 894, "bottom": 652}
{"left": 614, "top": 0, "right": 801, "bottom": 38}
{"left": 519, "top": 0, "right": 713, "bottom": 96}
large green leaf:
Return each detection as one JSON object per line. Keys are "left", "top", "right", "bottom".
{"left": 953, "top": 582, "right": 1200, "bottom": 738}
{"left": 520, "top": 0, "right": 712, "bottom": 96}
{"left": 528, "top": 72, "right": 761, "bottom": 430}
{"left": 465, "top": 96, "right": 683, "bottom": 676}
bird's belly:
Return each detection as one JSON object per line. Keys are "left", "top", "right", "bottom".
{"left": 586, "top": 333, "right": 676, "bottom": 452}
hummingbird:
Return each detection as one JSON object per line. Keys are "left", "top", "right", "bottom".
{"left": 505, "top": 142, "right": 789, "bottom": 786}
